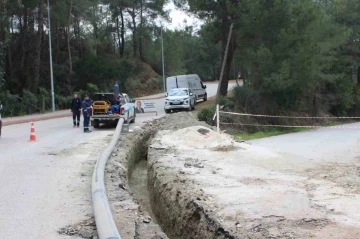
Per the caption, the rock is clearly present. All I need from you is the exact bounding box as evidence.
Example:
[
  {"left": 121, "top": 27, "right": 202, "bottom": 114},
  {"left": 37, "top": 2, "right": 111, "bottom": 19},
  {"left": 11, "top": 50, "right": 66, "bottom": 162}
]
[
  {"left": 143, "top": 217, "right": 151, "bottom": 223},
  {"left": 119, "top": 183, "right": 126, "bottom": 190},
  {"left": 184, "top": 163, "right": 192, "bottom": 168},
  {"left": 78, "top": 230, "right": 93, "bottom": 238},
  {"left": 194, "top": 163, "right": 204, "bottom": 168},
  {"left": 303, "top": 218, "right": 315, "bottom": 223},
  {"left": 197, "top": 128, "right": 210, "bottom": 135}
]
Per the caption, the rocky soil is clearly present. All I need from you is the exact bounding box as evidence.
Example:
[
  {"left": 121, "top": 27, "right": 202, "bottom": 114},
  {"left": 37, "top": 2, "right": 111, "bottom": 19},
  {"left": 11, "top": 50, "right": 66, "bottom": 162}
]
[
  {"left": 104, "top": 112, "right": 212, "bottom": 238},
  {"left": 104, "top": 111, "right": 360, "bottom": 239}
]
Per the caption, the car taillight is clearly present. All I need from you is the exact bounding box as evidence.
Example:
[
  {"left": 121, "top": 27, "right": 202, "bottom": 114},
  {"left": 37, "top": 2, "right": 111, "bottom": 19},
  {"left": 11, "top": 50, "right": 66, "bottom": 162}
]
[{"left": 120, "top": 106, "right": 125, "bottom": 115}]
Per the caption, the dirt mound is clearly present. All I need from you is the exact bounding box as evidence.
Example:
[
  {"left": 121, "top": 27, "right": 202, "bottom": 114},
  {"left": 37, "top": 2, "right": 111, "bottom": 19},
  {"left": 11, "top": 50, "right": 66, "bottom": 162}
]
[
  {"left": 147, "top": 112, "right": 215, "bottom": 131},
  {"left": 153, "top": 125, "right": 235, "bottom": 150}
]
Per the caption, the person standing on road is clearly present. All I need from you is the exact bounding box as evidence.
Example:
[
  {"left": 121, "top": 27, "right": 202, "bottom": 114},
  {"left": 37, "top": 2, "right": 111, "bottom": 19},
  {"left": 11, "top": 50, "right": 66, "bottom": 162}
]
[
  {"left": 71, "top": 93, "right": 82, "bottom": 127},
  {"left": 81, "top": 95, "right": 93, "bottom": 133}
]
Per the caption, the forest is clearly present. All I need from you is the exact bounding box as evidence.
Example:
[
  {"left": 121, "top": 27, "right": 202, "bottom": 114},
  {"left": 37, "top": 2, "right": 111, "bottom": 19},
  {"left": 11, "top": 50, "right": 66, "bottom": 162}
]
[{"left": 0, "top": 0, "right": 359, "bottom": 117}]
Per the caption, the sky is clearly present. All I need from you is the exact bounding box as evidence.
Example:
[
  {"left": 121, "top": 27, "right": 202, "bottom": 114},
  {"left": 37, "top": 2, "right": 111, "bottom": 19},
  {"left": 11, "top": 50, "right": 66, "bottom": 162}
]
[{"left": 163, "top": 2, "right": 203, "bottom": 31}]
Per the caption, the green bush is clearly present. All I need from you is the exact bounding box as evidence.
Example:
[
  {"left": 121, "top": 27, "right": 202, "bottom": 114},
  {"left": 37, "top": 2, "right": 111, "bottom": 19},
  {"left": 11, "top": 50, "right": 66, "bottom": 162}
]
[
  {"left": 198, "top": 106, "right": 216, "bottom": 125},
  {"left": 0, "top": 91, "right": 21, "bottom": 117}
]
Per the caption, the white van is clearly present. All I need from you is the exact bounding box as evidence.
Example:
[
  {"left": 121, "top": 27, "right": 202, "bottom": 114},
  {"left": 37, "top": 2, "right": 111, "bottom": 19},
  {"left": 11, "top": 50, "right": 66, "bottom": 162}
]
[{"left": 166, "top": 74, "right": 207, "bottom": 101}]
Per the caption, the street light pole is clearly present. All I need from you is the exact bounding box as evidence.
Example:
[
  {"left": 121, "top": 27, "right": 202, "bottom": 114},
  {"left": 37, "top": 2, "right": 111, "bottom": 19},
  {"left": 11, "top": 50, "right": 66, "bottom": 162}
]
[
  {"left": 161, "top": 26, "right": 165, "bottom": 92},
  {"left": 47, "top": 0, "right": 55, "bottom": 112}
]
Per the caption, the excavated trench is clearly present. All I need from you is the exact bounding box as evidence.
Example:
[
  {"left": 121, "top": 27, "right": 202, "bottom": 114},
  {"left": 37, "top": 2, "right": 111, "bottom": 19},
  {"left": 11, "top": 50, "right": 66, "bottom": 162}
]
[
  {"left": 128, "top": 159, "right": 158, "bottom": 224},
  {"left": 122, "top": 114, "right": 236, "bottom": 239}
]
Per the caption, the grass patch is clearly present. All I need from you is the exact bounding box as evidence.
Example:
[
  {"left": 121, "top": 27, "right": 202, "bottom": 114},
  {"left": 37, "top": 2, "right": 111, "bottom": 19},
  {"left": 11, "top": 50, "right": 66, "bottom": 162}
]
[
  {"left": 234, "top": 128, "right": 310, "bottom": 141},
  {"left": 234, "top": 120, "right": 355, "bottom": 141}
]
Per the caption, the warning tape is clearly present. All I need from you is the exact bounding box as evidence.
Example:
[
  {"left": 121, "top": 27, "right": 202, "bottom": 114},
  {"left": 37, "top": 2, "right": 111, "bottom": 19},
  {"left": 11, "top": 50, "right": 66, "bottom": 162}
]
[
  {"left": 219, "top": 122, "right": 360, "bottom": 129},
  {"left": 219, "top": 111, "right": 360, "bottom": 119}
]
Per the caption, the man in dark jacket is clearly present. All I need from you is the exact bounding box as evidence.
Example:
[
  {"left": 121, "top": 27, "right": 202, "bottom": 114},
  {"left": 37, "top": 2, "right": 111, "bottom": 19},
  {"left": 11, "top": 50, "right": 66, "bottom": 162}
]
[
  {"left": 82, "top": 95, "right": 93, "bottom": 133},
  {"left": 71, "top": 93, "right": 82, "bottom": 127}
]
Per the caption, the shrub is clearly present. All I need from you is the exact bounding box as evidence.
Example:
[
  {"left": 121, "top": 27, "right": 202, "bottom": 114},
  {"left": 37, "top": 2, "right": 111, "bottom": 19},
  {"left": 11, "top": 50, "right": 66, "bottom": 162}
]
[{"left": 198, "top": 106, "right": 216, "bottom": 125}]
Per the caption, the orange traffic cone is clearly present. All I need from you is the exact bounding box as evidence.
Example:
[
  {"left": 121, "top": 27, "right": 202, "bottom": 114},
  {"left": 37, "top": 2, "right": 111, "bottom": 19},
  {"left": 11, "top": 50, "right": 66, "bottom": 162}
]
[{"left": 29, "top": 122, "right": 37, "bottom": 142}]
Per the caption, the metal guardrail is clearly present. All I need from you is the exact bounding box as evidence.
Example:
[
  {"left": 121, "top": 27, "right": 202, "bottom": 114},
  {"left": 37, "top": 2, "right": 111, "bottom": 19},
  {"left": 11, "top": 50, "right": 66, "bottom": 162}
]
[{"left": 92, "top": 117, "right": 124, "bottom": 239}]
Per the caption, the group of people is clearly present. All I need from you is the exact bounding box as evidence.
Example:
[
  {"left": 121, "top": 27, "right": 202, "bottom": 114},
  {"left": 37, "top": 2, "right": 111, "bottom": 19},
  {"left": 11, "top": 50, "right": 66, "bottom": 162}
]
[
  {"left": 71, "top": 93, "right": 146, "bottom": 133},
  {"left": 71, "top": 94, "right": 93, "bottom": 133}
]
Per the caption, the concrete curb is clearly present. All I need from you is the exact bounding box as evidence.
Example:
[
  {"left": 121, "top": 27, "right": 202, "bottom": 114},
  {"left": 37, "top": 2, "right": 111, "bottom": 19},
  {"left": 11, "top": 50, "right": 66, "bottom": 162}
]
[
  {"left": 92, "top": 118, "right": 125, "bottom": 239},
  {"left": 135, "top": 95, "right": 164, "bottom": 100},
  {"left": 2, "top": 110, "right": 70, "bottom": 126}
]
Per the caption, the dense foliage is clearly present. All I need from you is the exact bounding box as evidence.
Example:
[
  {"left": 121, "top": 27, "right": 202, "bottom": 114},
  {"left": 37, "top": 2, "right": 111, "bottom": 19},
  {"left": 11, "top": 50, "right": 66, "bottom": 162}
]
[{"left": 0, "top": 0, "right": 359, "bottom": 117}]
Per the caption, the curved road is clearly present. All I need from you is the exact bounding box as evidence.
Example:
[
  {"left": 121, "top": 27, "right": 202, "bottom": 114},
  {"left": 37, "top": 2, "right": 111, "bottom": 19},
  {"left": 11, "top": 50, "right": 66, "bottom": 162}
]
[
  {"left": 0, "top": 82, "right": 233, "bottom": 238},
  {"left": 250, "top": 124, "right": 360, "bottom": 163}
]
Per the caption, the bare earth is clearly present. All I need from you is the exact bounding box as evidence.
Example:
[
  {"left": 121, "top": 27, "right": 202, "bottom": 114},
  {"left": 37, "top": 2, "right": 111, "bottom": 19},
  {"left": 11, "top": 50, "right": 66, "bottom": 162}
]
[{"left": 148, "top": 124, "right": 360, "bottom": 238}]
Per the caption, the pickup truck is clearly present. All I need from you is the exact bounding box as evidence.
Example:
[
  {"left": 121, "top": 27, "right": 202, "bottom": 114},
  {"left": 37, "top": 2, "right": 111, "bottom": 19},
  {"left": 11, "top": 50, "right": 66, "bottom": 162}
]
[{"left": 90, "top": 93, "right": 136, "bottom": 128}]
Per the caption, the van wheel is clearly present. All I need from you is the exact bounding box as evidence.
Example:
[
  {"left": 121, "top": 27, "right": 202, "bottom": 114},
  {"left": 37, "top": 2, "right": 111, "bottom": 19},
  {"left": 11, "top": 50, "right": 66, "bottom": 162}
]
[
  {"left": 165, "top": 109, "right": 171, "bottom": 114},
  {"left": 204, "top": 93, "right": 207, "bottom": 102}
]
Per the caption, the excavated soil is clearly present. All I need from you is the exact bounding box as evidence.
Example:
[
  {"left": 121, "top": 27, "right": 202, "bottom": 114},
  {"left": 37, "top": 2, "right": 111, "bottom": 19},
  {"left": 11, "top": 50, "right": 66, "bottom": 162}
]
[
  {"left": 147, "top": 126, "right": 360, "bottom": 239},
  {"left": 104, "top": 112, "right": 214, "bottom": 239},
  {"left": 104, "top": 112, "right": 360, "bottom": 239}
]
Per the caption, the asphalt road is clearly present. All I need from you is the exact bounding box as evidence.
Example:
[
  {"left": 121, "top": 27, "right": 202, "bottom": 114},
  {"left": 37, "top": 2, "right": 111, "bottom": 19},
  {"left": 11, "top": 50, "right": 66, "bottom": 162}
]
[
  {"left": 0, "top": 82, "right": 233, "bottom": 238},
  {"left": 250, "top": 123, "right": 360, "bottom": 163}
]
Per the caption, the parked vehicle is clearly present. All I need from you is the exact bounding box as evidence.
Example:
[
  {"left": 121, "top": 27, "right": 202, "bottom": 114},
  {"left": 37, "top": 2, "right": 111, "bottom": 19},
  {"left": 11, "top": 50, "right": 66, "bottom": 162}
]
[
  {"left": 166, "top": 74, "right": 207, "bottom": 102},
  {"left": 90, "top": 87, "right": 136, "bottom": 128},
  {"left": 164, "top": 88, "right": 196, "bottom": 113}
]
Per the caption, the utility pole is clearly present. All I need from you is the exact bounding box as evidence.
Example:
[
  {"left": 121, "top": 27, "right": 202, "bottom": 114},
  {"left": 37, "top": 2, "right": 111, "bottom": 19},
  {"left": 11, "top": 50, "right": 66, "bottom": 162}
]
[
  {"left": 216, "top": 23, "right": 234, "bottom": 101},
  {"left": 161, "top": 26, "right": 165, "bottom": 92},
  {"left": 47, "top": 0, "right": 55, "bottom": 112}
]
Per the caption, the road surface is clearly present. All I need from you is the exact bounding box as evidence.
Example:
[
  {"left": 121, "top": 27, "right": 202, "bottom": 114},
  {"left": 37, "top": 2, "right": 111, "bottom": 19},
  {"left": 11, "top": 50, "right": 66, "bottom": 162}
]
[
  {"left": 0, "top": 82, "right": 233, "bottom": 238},
  {"left": 250, "top": 124, "right": 360, "bottom": 163}
]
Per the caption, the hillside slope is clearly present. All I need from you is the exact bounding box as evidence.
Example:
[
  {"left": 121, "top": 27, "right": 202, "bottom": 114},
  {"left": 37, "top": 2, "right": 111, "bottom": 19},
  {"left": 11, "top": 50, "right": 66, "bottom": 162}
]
[{"left": 127, "top": 62, "right": 162, "bottom": 97}]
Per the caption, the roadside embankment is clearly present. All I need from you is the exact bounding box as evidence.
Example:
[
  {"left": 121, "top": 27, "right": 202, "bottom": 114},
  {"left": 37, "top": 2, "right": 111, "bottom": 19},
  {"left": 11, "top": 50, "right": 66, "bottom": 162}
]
[
  {"left": 105, "top": 111, "right": 360, "bottom": 238},
  {"left": 147, "top": 125, "right": 360, "bottom": 238},
  {"left": 104, "top": 112, "right": 214, "bottom": 238},
  {"left": 2, "top": 110, "right": 69, "bottom": 126}
]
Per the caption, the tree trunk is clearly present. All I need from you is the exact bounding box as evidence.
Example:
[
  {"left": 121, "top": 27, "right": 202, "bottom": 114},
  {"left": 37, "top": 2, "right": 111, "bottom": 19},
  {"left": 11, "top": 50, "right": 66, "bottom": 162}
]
[
  {"left": 120, "top": 7, "right": 125, "bottom": 57},
  {"left": 212, "top": 61, "right": 216, "bottom": 81},
  {"left": 116, "top": 15, "right": 122, "bottom": 56},
  {"left": 218, "top": 21, "right": 235, "bottom": 97},
  {"left": 67, "top": 0, "right": 73, "bottom": 75},
  {"left": 113, "top": 33, "right": 116, "bottom": 53},
  {"left": 0, "top": 0, "right": 6, "bottom": 42},
  {"left": 139, "top": 0, "right": 144, "bottom": 61},
  {"left": 19, "top": 8, "right": 29, "bottom": 93},
  {"left": 55, "top": 24, "right": 59, "bottom": 63},
  {"left": 131, "top": 7, "right": 137, "bottom": 57},
  {"left": 92, "top": 5, "right": 98, "bottom": 55},
  {"left": 74, "top": 12, "right": 82, "bottom": 58},
  {"left": 33, "top": 0, "right": 44, "bottom": 92}
]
